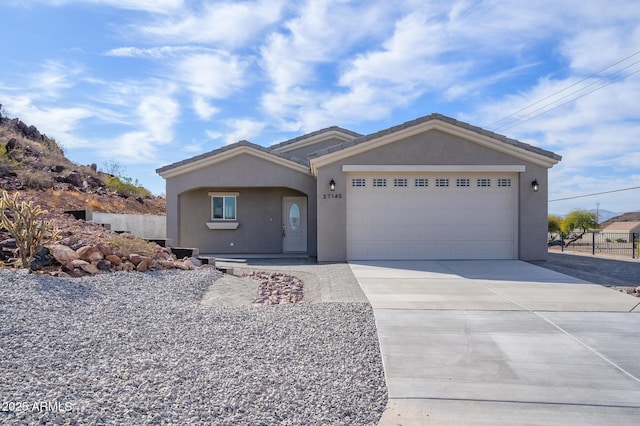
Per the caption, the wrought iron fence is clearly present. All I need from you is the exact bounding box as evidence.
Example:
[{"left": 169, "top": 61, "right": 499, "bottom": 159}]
[{"left": 549, "top": 232, "right": 639, "bottom": 259}]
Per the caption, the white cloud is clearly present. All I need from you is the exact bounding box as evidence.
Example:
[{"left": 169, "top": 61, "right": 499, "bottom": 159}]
[
  {"left": 207, "top": 118, "right": 265, "bottom": 145},
  {"left": 192, "top": 96, "right": 219, "bottom": 121},
  {"left": 1, "top": 95, "right": 92, "bottom": 148},
  {"left": 137, "top": 0, "right": 284, "bottom": 46},
  {"left": 136, "top": 91, "right": 180, "bottom": 143},
  {"left": 18, "top": 0, "right": 183, "bottom": 13},
  {"left": 176, "top": 53, "right": 249, "bottom": 99},
  {"left": 104, "top": 45, "right": 206, "bottom": 59},
  {"left": 100, "top": 131, "right": 159, "bottom": 164}
]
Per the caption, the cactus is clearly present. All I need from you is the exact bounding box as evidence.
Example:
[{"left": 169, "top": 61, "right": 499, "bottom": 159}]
[{"left": 0, "top": 191, "right": 60, "bottom": 268}]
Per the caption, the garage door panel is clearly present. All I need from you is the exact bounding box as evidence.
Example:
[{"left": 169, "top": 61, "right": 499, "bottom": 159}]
[{"left": 347, "top": 173, "right": 518, "bottom": 260}]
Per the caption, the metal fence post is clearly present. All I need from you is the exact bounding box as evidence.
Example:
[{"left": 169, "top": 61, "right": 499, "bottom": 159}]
[
  {"left": 634, "top": 233, "right": 637, "bottom": 259},
  {"left": 561, "top": 232, "right": 564, "bottom": 252},
  {"left": 592, "top": 231, "right": 595, "bottom": 255}
]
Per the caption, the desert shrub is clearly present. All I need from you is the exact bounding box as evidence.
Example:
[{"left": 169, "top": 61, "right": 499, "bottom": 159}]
[
  {"left": 22, "top": 169, "right": 55, "bottom": 190},
  {"left": 109, "top": 233, "right": 158, "bottom": 258},
  {"left": 0, "top": 191, "right": 60, "bottom": 267},
  {"left": 105, "top": 175, "right": 152, "bottom": 198}
]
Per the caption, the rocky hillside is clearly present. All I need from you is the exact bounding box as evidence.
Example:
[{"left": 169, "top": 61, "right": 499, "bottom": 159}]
[
  {"left": 601, "top": 211, "right": 640, "bottom": 228},
  {"left": 0, "top": 106, "right": 164, "bottom": 215},
  {"left": 0, "top": 108, "right": 186, "bottom": 277}
]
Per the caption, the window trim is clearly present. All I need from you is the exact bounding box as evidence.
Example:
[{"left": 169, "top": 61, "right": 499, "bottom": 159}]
[{"left": 208, "top": 192, "right": 239, "bottom": 221}]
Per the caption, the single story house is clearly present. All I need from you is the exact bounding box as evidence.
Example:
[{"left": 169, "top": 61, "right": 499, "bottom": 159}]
[
  {"left": 601, "top": 221, "right": 640, "bottom": 240},
  {"left": 156, "top": 113, "right": 561, "bottom": 261}
]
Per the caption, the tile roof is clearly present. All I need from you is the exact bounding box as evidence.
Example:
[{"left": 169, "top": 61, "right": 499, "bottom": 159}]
[
  {"left": 307, "top": 113, "right": 562, "bottom": 161},
  {"left": 155, "top": 140, "right": 307, "bottom": 174},
  {"left": 268, "top": 126, "right": 362, "bottom": 151},
  {"left": 156, "top": 113, "right": 561, "bottom": 175}
]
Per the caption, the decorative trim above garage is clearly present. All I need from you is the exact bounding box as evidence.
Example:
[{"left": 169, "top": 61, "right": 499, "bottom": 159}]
[{"left": 342, "top": 165, "right": 527, "bottom": 173}]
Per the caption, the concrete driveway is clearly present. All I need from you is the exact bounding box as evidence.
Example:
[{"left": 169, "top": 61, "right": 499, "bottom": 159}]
[{"left": 349, "top": 260, "right": 640, "bottom": 425}]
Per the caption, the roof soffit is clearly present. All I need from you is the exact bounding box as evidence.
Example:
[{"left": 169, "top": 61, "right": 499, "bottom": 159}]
[{"left": 309, "top": 119, "right": 561, "bottom": 175}]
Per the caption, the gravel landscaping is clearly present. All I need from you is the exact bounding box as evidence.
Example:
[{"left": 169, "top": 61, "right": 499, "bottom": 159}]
[{"left": 0, "top": 268, "right": 387, "bottom": 425}]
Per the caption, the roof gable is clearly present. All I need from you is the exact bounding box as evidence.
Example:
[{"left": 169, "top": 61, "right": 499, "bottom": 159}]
[
  {"left": 269, "top": 126, "right": 361, "bottom": 154},
  {"left": 308, "top": 113, "right": 562, "bottom": 175},
  {"left": 156, "top": 140, "right": 310, "bottom": 179}
]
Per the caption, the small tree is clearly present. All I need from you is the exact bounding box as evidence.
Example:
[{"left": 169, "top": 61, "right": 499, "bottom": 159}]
[
  {"left": 0, "top": 191, "right": 60, "bottom": 267},
  {"left": 548, "top": 214, "right": 563, "bottom": 241},
  {"left": 561, "top": 209, "right": 599, "bottom": 247}
]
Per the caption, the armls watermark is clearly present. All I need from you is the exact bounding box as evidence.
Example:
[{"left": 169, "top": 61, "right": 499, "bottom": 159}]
[{"left": 2, "top": 401, "right": 74, "bottom": 413}]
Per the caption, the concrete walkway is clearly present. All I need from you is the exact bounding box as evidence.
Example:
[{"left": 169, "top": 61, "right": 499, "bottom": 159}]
[{"left": 349, "top": 260, "right": 640, "bottom": 425}]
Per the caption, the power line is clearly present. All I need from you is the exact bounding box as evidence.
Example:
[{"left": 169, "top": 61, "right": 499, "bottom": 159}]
[
  {"left": 487, "top": 50, "right": 640, "bottom": 131},
  {"left": 487, "top": 50, "right": 640, "bottom": 128},
  {"left": 497, "top": 67, "right": 640, "bottom": 132},
  {"left": 549, "top": 186, "right": 640, "bottom": 202}
]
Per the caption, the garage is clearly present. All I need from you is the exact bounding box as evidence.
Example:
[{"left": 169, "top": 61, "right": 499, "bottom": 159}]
[{"left": 346, "top": 171, "right": 519, "bottom": 260}]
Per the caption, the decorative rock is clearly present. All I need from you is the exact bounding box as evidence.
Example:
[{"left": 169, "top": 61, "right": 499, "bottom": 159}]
[
  {"left": 136, "top": 259, "right": 151, "bottom": 272},
  {"left": 71, "top": 259, "right": 89, "bottom": 268},
  {"left": 97, "top": 244, "right": 113, "bottom": 257},
  {"left": 47, "top": 244, "right": 79, "bottom": 262},
  {"left": 106, "top": 255, "right": 122, "bottom": 266},
  {"left": 80, "top": 263, "right": 100, "bottom": 274},
  {"left": 76, "top": 245, "right": 103, "bottom": 262},
  {"left": 129, "top": 253, "right": 143, "bottom": 266},
  {"left": 96, "top": 259, "right": 112, "bottom": 272}
]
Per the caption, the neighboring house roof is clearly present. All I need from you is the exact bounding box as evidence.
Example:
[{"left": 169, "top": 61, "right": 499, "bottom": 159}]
[
  {"left": 602, "top": 221, "right": 640, "bottom": 233},
  {"left": 156, "top": 112, "right": 561, "bottom": 179}
]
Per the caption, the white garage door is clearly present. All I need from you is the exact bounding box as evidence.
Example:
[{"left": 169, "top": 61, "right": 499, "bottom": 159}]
[{"left": 347, "top": 173, "right": 518, "bottom": 260}]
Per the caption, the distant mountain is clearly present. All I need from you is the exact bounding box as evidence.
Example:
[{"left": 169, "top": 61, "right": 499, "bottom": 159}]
[
  {"left": 588, "top": 208, "right": 621, "bottom": 223},
  {"left": 601, "top": 211, "right": 640, "bottom": 228}
]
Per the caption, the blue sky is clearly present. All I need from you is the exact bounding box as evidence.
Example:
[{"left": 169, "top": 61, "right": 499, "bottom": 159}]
[{"left": 1, "top": 0, "right": 639, "bottom": 215}]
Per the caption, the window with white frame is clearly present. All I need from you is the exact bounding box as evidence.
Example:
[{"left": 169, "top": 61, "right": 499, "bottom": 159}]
[
  {"left": 498, "top": 178, "right": 512, "bottom": 187},
  {"left": 477, "top": 178, "right": 491, "bottom": 187},
  {"left": 414, "top": 178, "right": 428, "bottom": 187},
  {"left": 210, "top": 194, "right": 237, "bottom": 220},
  {"left": 351, "top": 178, "right": 366, "bottom": 187},
  {"left": 436, "top": 178, "right": 449, "bottom": 187},
  {"left": 456, "top": 178, "right": 470, "bottom": 187},
  {"left": 373, "top": 178, "right": 387, "bottom": 187}
]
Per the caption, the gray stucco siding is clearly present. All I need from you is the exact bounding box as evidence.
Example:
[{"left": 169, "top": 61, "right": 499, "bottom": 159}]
[
  {"left": 315, "top": 129, "right": 549, "bottom": 261},
  {"left": 179, "top": 187, "right": 308, "bottom": 254},
  {"left": 164, "top": 153, "right": 317, "bottom": 255}
]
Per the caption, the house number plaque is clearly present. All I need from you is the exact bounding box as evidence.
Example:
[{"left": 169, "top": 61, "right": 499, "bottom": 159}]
[{"left": 322, "top": 193, "right": 343, "bottom": 199}]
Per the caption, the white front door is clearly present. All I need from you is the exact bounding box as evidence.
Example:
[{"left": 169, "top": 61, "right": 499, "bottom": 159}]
[{"left": 282, "top": 196, "right": 307, "bottom": 252}]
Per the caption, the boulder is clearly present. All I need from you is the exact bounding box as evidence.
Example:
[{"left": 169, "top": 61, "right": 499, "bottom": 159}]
[
  {"left": 136, "top": 259, "right": 151, "bottom": 272},
  {"left": 71, "top": 259, "right": 89, "bottom": 268},
  {"left": 129, "top": 253, "right": 143, "bottom": 266},
  {"left": 76, "top": 245, "right": 103, "bottom": 262},
  {"left": 96, "top": 259, "right": 112, "bottom": 272},
  {"left": 47, "top": 244, "right": 79, "bottom": 262},
  {"left": 105, "top": 254, "right": 122, "bottom": 266},
  {"left": 80, "top": 263, "right": 100, "bottom": 274}
]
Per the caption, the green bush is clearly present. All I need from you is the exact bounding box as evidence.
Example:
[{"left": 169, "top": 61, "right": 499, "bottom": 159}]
[{"left": 105, "top": 175, "right": 152, "bottom": 198}]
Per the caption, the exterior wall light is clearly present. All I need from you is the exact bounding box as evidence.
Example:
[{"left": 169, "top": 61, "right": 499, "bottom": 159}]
[
  {"left": 329, "top": 178, "right": 336, "bottom": 191},
  {"left": 531, "top": 179, "right": 539, "bottom": 192}
]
